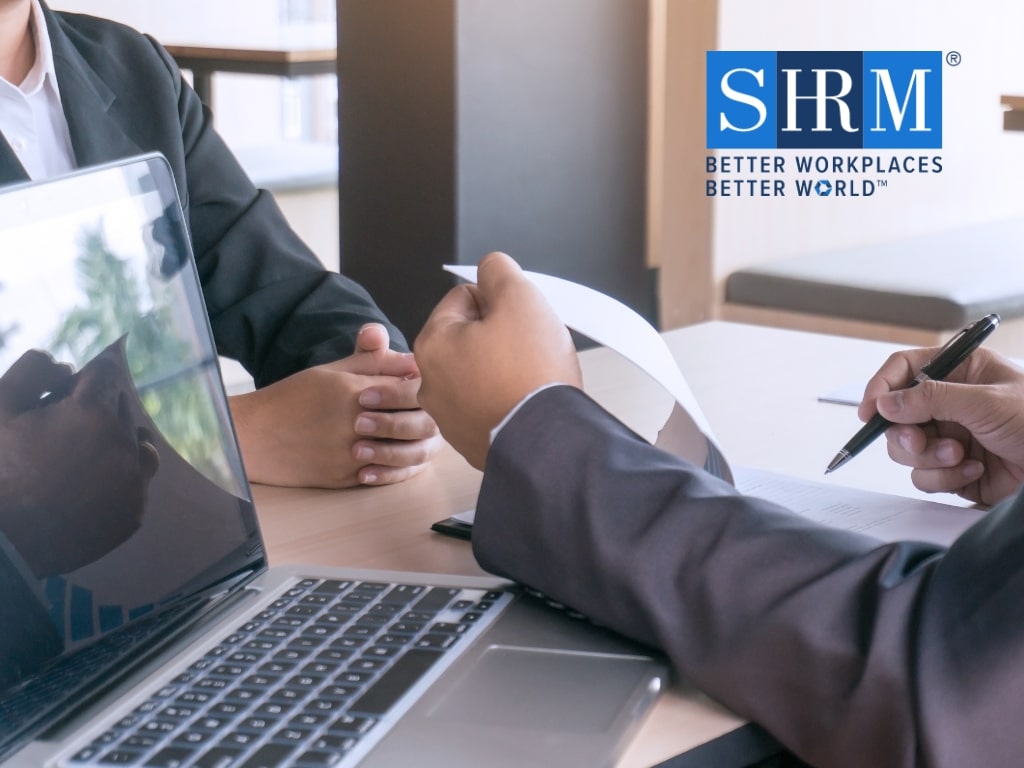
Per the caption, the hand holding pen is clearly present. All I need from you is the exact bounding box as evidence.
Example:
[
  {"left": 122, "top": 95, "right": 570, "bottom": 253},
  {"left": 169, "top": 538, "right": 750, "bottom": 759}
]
[{"left": 826, "top": 314, "right": 1001, "bottom": 476}]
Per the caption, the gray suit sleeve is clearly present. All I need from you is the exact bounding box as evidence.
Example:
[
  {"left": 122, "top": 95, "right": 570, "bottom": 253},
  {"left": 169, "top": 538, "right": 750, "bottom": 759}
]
[{"left": 471, "top": 385, "right": 1024, "bottom": 768}]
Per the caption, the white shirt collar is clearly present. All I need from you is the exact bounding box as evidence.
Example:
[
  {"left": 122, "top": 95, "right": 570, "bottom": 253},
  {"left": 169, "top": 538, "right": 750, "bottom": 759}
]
[{"left": 18, "top": 0, "right": 59, "bottom": 98}]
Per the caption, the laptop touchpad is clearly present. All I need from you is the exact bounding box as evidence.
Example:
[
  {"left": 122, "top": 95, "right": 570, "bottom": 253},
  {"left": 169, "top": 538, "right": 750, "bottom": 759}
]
[{"left": 427, "top": 645, "right": 653, "bottom": 732}]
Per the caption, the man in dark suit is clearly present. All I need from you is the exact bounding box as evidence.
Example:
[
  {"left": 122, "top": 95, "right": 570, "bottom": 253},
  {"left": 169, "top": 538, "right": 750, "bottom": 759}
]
[
  {"left": 415, "top": 251, "right": 1024, "bottom": 768},
  {"left": 0, "top": 0, "right": 440, "bottom": 489}
]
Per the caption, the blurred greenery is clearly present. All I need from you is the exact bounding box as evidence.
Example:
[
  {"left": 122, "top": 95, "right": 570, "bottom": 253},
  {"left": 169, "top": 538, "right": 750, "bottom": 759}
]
[{"left": 51, "top": 224, "right": 233, "bottom": 490}]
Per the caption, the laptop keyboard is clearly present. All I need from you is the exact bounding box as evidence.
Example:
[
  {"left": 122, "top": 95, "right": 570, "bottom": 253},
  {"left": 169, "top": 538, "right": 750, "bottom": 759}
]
[
  {"left": 1, "top": 602, "right": 203, "bottom": 764},
  {"left": 64, "top": 578, "right": 511, "bottom": 768}
]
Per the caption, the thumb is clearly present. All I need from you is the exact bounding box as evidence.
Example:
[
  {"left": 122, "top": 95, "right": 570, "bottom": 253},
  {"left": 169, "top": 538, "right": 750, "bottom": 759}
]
[
  {"left": 414, "top": 282, "right": 483, "bottom": 359},
  {"left": 876, "top": 379, "right": 982, "bottom": 428},
  {"left": 355, "top": 323, "right": 390, "bottom": 354},
  {"left": 475, "top": 251, "right": 527, "bottom": 309},
  {"left": 475, "top": 251, "right": 562, "bottom": 332}
]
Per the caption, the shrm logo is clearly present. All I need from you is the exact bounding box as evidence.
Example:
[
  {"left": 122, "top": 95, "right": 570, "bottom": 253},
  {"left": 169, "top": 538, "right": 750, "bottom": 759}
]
[{"left": 706, "top": 51, "right": 942, "bottom": 149}]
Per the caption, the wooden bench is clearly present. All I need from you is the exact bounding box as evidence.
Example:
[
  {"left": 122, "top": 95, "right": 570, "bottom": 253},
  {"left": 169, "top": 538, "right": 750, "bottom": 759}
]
[{"left": 721, "top": 218, "right": 1024, "bottom": 355}]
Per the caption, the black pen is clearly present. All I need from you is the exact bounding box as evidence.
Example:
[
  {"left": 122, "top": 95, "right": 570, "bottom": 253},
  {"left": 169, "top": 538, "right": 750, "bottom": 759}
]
[{"left": 825, "top": 313, "right": 1001, "bottom": 474}]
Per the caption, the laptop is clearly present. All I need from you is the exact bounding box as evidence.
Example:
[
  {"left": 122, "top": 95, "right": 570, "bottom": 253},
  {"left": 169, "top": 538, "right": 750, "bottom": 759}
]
[{"left": 0, "top": 154, "right": 666, "bottom": 768}]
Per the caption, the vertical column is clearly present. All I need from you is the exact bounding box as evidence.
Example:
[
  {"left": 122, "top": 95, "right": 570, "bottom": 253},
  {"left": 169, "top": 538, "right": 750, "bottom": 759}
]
[
  {"left": 650, "top": 0, "right": 718, "bottom": 329},
  {"left": 338, "top": 0, "right": 654, "bottom": 340}
]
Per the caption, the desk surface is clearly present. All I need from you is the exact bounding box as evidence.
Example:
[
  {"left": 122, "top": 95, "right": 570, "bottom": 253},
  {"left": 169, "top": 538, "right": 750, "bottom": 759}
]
[
  {"left": 164, "top": 44, "right": 336, "bottom": 83},
  {"left": 165, "top": 45, "right": 336, "bottom": 67},
  {"left": 163, "top": 42, "right": 336, "bottom": 106},
  {"left": 251, "top": 321, "right": 950, "bottom": 767}
]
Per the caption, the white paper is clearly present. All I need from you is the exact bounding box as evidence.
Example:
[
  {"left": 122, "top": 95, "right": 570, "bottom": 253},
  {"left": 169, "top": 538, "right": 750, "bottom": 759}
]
[
  {"left": 444, "top": 264, "right": 718, "bottom": 443},
  {"left": 818, "top": 382, "right": 863, "bottom": 407},
  {"left": 733, "top": 466, "right": 984, "bottom": 546},
  {"left": 442, "top": 264, "right": 984, "bottom": 548}
]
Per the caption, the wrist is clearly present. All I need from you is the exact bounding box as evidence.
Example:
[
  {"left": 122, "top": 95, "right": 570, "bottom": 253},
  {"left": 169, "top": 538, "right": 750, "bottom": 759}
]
[
  {"left": 228, "top": 391, "right": 269, "bottom": 480},
  {"left": 491, "top": 382, "right": 573, "bottom": 443}
]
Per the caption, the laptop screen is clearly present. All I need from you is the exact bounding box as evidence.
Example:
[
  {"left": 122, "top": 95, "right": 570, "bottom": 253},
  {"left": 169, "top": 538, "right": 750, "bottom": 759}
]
[{"left": 0, "top": 155, "right": 263, "bottom": 724}]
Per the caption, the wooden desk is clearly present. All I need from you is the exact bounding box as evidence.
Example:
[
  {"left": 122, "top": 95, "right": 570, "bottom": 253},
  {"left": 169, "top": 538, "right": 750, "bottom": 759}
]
[
  {"left": 252, "top": 321, "right": 947, "bottom": 767},
  {"left": 165, "top": 44, "right": 336, "bottom": 107}
]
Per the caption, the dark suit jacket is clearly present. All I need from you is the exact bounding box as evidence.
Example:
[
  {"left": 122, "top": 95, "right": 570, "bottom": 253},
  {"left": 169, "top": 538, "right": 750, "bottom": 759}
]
[
  {"left": 0, "top": 4, "right": 404, "bottom": 387},
  {"left": 472, "top": 385, "right": 1024, "bottom": 768}
]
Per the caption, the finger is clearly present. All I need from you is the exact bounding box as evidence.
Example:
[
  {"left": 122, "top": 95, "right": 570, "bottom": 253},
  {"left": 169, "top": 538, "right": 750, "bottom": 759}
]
[
  {"left": 359, "top": 376, "right": 423, "bottom": 410},
  {"left": 475, "top": 252, "right": 569, "bottom": 342},
  {"left": 414, "top": 255, "right": 521, "bottom": 351},
  {"left": 885, "top": 426, "right": 965, "bottom": 469},
  {"left": 875, "top": 378, "right": 987, "bottom": 428},
  {"left": 425, "top": 283, "right": 483, "bottom": 329},
  {"left": 353, "top": 434, "right": 443, "bottom": 471},
  {"left": 324, "top": 349, "right": 419, "bottom": 379},
  {"left": 355, "top": 323, "right": 390, "bottom": 354},
  {"left": 370, "top": 349, "right": 421, "bottom": 379},
  {"left": 909, "top": 461, "right": 985, "bottom": 495},
  {"left": 858, "top": 348, "right": 934, "bottom": 422},
  {"left": 475, "top": 251, "right": 553, "bottom": 325},
  {"left": 359, "top": 460, "right": 432, "bottom": 486},
  {"left": 0, "top": 349, "right": 74, "bottom": 415},
  {"left": 354, "top": 409, "right": 441, "bottom": 441},
  {"left": 413, "top": 283, "right": 483, "bottom": 368},
  {"left": 475, "top": 251, "right": 525, "bottom": 302},
  {"left": 884, "top": 424, "right": 929, "bottom": 459}
]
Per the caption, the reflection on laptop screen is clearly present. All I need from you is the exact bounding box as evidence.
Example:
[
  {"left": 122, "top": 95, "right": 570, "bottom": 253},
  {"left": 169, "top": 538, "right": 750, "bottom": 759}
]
[{"left": 0, "top": 155, "right": 262, "bottom": 746}]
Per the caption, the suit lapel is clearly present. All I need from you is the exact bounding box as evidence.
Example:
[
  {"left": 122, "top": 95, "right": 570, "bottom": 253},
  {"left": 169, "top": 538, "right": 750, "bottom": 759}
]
[
  {"left": 0, "top": 135, "right": 29, "bottom": 185},
  {"left": 44, "top": 7, "right": 143, "bottom": 169}
]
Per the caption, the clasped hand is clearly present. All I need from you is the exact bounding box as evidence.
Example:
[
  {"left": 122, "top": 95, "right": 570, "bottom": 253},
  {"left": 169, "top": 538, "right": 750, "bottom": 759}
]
[{"left": 230, "top": 324, "right": 442, "bottom": 488}]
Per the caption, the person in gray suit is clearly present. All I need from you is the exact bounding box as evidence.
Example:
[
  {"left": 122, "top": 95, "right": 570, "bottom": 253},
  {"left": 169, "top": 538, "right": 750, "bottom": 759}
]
[
  {"left": 0, "top": 0, "right": 440, "bottom": 489},
  {"left": 415, "top": 251, "right": 1024, "bottom": 768}
]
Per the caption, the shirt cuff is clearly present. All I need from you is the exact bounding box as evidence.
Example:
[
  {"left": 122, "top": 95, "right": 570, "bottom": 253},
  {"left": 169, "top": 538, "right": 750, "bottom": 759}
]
[{"left": 489, "top": 383, "right": 565, "bottom": 444}]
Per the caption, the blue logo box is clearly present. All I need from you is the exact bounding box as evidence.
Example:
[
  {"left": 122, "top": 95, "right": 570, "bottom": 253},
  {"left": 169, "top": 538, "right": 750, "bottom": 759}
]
[{"left": 706, "top": 51, "right": 943, "bottom": 149}]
